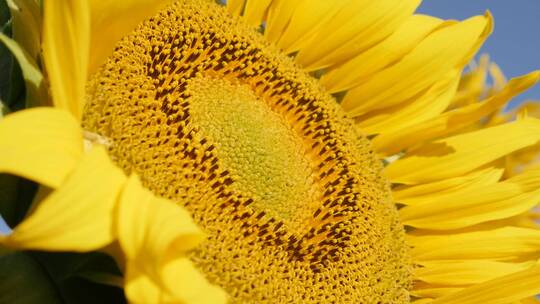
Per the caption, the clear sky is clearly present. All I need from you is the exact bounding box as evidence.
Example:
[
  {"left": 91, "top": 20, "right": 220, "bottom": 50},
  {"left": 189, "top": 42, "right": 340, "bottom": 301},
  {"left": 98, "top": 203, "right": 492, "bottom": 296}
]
[{"left": 417, "top": 0, "right": 540, "bottom": 108}]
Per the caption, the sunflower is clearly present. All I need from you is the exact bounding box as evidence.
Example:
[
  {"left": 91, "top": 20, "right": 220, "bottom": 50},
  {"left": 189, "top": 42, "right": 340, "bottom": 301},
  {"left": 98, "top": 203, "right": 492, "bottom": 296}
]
[{"left": 1, "top": 0, "right": 540, "bottom": 303}]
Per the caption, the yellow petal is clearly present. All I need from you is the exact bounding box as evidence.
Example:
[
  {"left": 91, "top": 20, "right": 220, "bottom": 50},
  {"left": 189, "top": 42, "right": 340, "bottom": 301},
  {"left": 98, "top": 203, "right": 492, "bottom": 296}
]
[
  {"left": 373, "top": 71, "right": 540, "bottom": 156},
  {"left": 341, "top": 14, "right": 491, "bottom": 117},
  {"left": 1, "top": 146, "right": 124, "bottom": 251},
  {"left": 88, "top": 0, "right": 173, "bottom": 75},
  {"left": 357, "top": 71, "right": 459, "bottom": 135},
  {"left": 413, "top": 299, "right": 438, "bottom": 304},
  {"left": 264, "top": 0, "right": 302, "bottom": 44},
  {"left": 117, "top": 175, "right": 203, "bottom": 263},
  {"left": 124, "top": 268, "right": 160, "bottom": 304},
  {"left": 296, "top": 0, "right": 421, "bottom": 71},
  {"left": 0, "top": 108, "right": 83, "bottom": 188},
  {"left": 409, "top": 212, "right": 540, "bottom": 236},
  {"left": 43, "top": 0, "right": 90, "bottom": 120},
  {"left": 276, "top": 0, "right": 345, "bottom": 53},
  {"left": 385, "top": 117, "right": 540, "bottom": 185},
  {"left": 320, "top": 14, "right": 444, "bottom": 93},
  {"left": 400, "top": 168, "right": 540, "bottom": 229},
  {"left": 227, "top": 0, "right": 246, "bottom": 16},
  {"left": 416, "top": 260, "right": 531, "bottom": 286},
  {"left": 393, "top": 166, "right": 504, "bottom": 205},
  {"left": 412, "top": 287, "right": 464, "bottom": 299},
  {"left": 432, "top": 264, "right": 540, "bottom": 304},
  {"left": 126, "top": 258, "right": 227, "bottom": 304},
  {"left": 521, "top": 297, "right": 540, "bottom": 304},
  {"left": 0, "top": 33, "right": 46, "bottom": 107},
  {"left": 116, "top": 175, "right": 203, "bottom": 292},
  {"left": 409, "top": 227, "right": 540, "bottom": 261},
  {"left": 118, "top": 175, "right": 225, "bottom": 303},
  {"left": 401, "top": 189, "right": 540, "bottom": 230},
  {"left": 5, "top": 0, "right": 42, "bottom": 61},
  {"left": 243, "top": 0, "right": 272, "bottom": 27},
  {"left": 489, "top": 62, "right": 508, "bottom": 92},
  {"left": 451, "top": 54, "right": 490, "bottom": 108},
  {"left": 454, "top": 11, "right": 494, "bottom": 69}
]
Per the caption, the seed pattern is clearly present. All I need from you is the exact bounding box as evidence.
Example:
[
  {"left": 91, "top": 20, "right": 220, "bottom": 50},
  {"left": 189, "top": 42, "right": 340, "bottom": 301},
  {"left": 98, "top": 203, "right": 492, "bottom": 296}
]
[{"left": 83, "top": 0, "right": 411, "bottom": 302}]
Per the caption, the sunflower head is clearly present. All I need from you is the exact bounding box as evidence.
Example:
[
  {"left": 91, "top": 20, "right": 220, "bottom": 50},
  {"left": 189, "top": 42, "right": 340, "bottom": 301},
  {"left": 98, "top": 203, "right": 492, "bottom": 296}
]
[{"left": 83, "top": 0, "right": 411, "bottom": 302}]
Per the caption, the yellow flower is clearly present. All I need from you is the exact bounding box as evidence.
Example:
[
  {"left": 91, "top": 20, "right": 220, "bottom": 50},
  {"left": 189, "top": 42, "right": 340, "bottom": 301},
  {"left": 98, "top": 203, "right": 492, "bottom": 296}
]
[{"left": 1, "top": 0, "right": 540, "bottom": 303}]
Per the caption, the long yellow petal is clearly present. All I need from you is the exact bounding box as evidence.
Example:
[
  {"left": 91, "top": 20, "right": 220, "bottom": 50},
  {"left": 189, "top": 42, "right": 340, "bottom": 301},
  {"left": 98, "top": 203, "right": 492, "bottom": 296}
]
[
  {"left": 1, "top": 146, "right": 124, "bottom": 251},
  {"left": 521, "top": 297, "right": 540, "bottom": 304},
  {"left": 118, "top": 175, "right": 225, "bottom": 303},
  {"left": 432, "top": 264, "right": 540, "bottom": 304},
  {"left": 321, "top": 14, "right": 444, "bottom": 93},
  {"left": 243, "top": 0, "right": 272, "bottom": 27},
  {"left": 385, "top": 117, "right": 540, "bottom": 184},
  {"left": 373, "top": 71, "right": 540, "bottom": 156},
  {"left": 409, "top": 227, "right": 540, "bottom": 261},
  {"left": 341, "top": 14, "right": 490, "bottom": 117},
  {"left": 276, "top": 0, "right": 345, "bottom": 53},
  {"left": 264, "top": 0, "right": 302, "bottom": 44},
  {"left": 451, "top": 54, "right": 490, "bottom": 108},
  {"left": 455, "top": 11, "right": 494, "bottom": 69},
  {"left": 393, "top": 166, "right": 504, "bottom": 204},
  {"left": 412, "top": 299, "right": 436, "bottom": 304},
  {"left": 402, "top": 188, "right": 540, "bottom": 229},
  {"left": 296, "top": 0, "right": 421, "bottom": 71},
  {"left": 43, "top": 0, "right": 90, "bottom": 120},
  {"left": 357, "top": 71, "right": 459, "bottom": 135},
  {"left": 400, "top": 168, "right": 540, "bottom": 229},
  {"left": 412, "top": 287, "right": 464, "bottom": 299},
  {"left": 0, "top": 108, "right": 83, "bottom": 188},
  {"left": 88, "top": 0, "right": 172, "bottom": 75},
  {"left": 227, "top": 0, "right": 246, "bottom": 16},
  {"left": 416, "top": 260, "right": 531, "bottom": 286},
  {"left": 489, "top": 62, "right": 508, "bottom": 92}
]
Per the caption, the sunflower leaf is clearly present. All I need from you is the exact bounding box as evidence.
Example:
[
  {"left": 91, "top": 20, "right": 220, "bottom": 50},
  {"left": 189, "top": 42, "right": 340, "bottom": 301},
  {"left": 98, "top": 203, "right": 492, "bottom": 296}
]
[
  {"left": 0, "top": 32, "right": 45, "bottom": 108},
  {"left": 0, "top": 0, "right": 10, "bottom": 27},
  {"left": 0, "top": 251, "right": 127, "bottom": 304},
  {"left": 0, "top": 174, "right": 36, "bottom": 228},
  {"left": 31, "top": 251, "right": 127, "bottom": 304},
  {"left": 0, "top": 1, "right": 16, "bottom": 107},
  {"left": 0, "top": 252, "right": 63, "bottom": 304}
]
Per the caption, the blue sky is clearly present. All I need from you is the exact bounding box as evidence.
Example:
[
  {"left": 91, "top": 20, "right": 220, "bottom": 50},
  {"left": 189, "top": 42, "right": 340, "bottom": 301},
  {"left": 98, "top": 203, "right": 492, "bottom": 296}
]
[{"left": 417, "top": 0, "right": 540, "bottom": 108}]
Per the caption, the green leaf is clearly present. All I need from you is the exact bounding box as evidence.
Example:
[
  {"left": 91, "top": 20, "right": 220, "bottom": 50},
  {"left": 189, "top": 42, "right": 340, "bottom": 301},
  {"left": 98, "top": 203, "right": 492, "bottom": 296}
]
[
  {"left": 0, "top": 251, "right": 127, "bottom": 304},
  {"left": 0, "top": 2, "right": 14, "bottom": 107},
  {"left": 0, "top": 252, "right": 63, "bottom": 304},
  {"left": 31, "top": 251, "right": 127, "bottom": 304},
  {"left": 0, "top": 32, "right": 45, "bottom": 107},
  {"left": 0, "top": 1, "right": 10, "bottom": 27},
  {"left": 6, "top": 0, "right": 42, "bottom": 61},
  {"left": 6, "top": 58, "right": 25, "bottom": 110},
  {"left": 0, "top": 174, "right": 37, "bottom": 228}
]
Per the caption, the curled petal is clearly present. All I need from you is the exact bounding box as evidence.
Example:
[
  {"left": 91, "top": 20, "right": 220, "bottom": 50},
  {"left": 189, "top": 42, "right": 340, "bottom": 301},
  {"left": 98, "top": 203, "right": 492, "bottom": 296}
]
[
  {"left": 0, "top": 108, "right": 83, "bottom": 188},
  {"left": 1, "top": 146, "right": 124, "bottom": 252},
  {"left": 117, "top": 175, "right": 226, "bottom": 303}
]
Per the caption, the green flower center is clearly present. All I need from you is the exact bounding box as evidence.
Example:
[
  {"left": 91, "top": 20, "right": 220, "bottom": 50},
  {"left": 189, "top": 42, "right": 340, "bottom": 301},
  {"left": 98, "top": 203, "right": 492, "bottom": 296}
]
[{"left": 189, "top": 76, "right": 319, "bottom": 221}]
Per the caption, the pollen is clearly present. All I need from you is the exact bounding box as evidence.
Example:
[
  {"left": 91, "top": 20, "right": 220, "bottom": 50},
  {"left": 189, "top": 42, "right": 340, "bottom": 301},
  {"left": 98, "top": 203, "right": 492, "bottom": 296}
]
[{"left": 82, "top": 0, "right": 412, "bottom": 302}]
